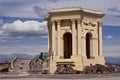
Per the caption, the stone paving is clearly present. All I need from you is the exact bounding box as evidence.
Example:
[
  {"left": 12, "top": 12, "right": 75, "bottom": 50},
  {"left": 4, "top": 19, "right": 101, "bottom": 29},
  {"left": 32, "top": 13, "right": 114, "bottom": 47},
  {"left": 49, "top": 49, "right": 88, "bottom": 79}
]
[{"left": 0, "top": 73, "right": 120, "bottom": 80}]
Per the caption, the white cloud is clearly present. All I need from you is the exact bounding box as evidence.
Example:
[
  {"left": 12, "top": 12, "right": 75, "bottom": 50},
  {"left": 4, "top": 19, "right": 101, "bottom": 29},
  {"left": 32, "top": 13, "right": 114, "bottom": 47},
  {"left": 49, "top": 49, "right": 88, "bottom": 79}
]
[
  {"left": 106, "top": 35, "right": 113, "bottom": 40},
  {"left": 0, "top": 20, "right": 47, "bottom": 38},
  {"left": 0, "top": 39, "right": 7, "bottom": 43},
  {"left": 0, "top": 44, "right": 47, "bottom": 55},
  {"left": 0, "top": 19, "right": 4, "bottom": 27},
  {"left": 103, "top": 45, "right": 120, "bottom": 57},
  {"left": 0, "top": 39, "right": 19, "bottom": 43},
  {"left": 0, "top": 0, "right": 120, "bottom": 26}
]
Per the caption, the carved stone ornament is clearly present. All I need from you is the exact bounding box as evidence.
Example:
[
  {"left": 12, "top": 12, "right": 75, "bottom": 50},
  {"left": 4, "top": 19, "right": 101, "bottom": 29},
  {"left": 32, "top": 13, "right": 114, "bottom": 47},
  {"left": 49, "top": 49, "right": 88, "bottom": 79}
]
[
  {"left": 56, "top": 20, "right": 61, "bottom": 25},
  {"left": 71, "top": 19, "right": 76, "bottom": 24},
  {"left": 83, "top": 19, "right": 96, "bottom": 27}
]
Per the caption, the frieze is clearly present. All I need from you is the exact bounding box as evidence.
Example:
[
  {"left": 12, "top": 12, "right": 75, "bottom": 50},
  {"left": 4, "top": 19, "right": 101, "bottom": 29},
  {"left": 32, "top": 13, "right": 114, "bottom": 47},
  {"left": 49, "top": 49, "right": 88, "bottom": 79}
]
[{"left": 83, "top": 19, "right": 96, "bottom": 27}]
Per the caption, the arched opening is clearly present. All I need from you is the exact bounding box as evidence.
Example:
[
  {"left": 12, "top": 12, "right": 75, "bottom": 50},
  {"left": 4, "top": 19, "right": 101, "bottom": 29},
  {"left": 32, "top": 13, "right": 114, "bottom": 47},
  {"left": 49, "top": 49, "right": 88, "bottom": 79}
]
[
  {"left": 63, "top": 32, "right": 72, "bottom": 59},
  {"left": 86, "top": 33, "right": 92, "bottom": 59}
]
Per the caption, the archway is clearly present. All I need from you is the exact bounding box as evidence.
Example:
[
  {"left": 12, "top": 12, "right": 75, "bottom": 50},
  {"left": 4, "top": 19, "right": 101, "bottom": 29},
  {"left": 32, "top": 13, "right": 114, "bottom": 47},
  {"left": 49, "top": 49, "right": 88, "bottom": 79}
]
[
  {"left": 86, "top": 33, "right": 92, "bottom": 59},
  {"left": 63, "top": 32, "right": 72, "bottom": 59}
]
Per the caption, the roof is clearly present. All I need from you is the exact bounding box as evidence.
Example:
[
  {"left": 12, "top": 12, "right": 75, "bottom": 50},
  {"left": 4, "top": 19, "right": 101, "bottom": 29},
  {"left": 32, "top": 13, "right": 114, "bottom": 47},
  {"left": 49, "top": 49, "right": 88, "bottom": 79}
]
[{"left": 50, "top": 7, "right": 104, "bottom": 15}]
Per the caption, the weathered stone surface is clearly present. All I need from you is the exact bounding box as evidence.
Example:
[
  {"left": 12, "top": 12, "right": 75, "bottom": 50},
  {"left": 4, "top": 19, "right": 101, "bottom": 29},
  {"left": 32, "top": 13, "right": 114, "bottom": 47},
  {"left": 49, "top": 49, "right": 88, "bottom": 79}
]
[
  {"left": 55, "top": 64, "right": 76, "bottom": 74},
  {"left": 83, "top": 64, "right": 115, "bottom": 74}
]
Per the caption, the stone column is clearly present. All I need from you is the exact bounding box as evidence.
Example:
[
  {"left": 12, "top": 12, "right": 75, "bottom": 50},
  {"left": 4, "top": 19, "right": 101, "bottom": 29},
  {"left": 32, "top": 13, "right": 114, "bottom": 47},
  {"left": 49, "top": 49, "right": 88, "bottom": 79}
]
[
  {"left": 51, "top": 21, "right": 56, "bottom": 56},
  {"left": 90, "top": 38, "right": 94, "bottom": 58},
  {"left": 82, "top": 36, "right": 86, "bottom": 57},
  {"left": 56, "top": 20, "right": 61, "bottom": 56},
  {"left": 93, "top": 38, "right": 98, "bottom": 57},
  {"left": 71, "top": 19, "right": 77, "bottom": 55},
  {"left": 77, "top": 19, "right": 82, "bottom": 55},
  {"left": 98, "top": 21, "right": 103, "bottom": 56},
  {"left": 47, "top": 23, "right": 50, "bottom": 57}
]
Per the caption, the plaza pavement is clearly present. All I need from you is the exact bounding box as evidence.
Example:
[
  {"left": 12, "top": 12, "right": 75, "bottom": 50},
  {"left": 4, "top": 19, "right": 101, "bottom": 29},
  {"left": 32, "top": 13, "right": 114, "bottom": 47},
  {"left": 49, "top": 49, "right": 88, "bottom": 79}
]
[{"left": 0, "top": 73, "right": 120, "bottom": 80}]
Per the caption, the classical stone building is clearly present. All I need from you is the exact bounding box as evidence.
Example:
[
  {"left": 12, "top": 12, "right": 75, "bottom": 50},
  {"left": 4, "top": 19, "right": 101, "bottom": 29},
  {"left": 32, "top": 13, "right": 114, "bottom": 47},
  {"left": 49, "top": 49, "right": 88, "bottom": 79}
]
[{"left": 47, "top": 7, "right": 105, "bottom": 73}]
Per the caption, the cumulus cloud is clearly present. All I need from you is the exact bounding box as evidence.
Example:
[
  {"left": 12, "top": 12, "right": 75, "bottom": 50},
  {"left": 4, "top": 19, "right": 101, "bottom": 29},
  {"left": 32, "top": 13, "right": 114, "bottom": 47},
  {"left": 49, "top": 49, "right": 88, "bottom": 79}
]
[
  {"left": 106, "top": 35, "right": 113, "bottom": 40},
  {"left": 0, "top": 19, "right": 4, "bottom": 27},
  {"left": 0, "top": 20, "right": 47, "bottom": 38}
]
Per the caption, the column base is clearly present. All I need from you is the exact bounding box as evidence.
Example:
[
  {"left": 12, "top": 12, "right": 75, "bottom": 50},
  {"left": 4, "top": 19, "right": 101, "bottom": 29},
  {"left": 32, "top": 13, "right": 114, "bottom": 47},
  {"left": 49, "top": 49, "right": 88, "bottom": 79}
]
[
  {"left": 71, "top": 54, "right": 84, "bottom": 71},
  {"left": 50, "top": 56, "right": 60, "bottom": 74},
  {"left": 96, "top": 55, "right": 105, "bottom": 65}
]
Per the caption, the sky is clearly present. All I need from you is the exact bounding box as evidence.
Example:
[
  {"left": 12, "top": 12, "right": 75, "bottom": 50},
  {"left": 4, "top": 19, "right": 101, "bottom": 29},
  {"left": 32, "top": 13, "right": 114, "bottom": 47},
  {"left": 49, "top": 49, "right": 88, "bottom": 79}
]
[{"left": 0, "top": 0, "right": 120, "bottom": 57}]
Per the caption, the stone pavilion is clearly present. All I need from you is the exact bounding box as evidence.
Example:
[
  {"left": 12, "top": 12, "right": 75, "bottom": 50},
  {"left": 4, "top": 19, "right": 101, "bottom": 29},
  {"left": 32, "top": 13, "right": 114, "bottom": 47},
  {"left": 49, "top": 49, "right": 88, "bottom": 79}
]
[{"left": 46, "top": 7, "right": 105, "bottom": 73}]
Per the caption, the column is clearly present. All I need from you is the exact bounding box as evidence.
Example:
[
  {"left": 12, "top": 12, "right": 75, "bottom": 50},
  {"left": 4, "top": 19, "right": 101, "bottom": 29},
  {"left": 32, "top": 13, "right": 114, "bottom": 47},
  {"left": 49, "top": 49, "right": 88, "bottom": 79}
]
[
  {"left": 98, "top": 21, "right": 103, "bottom": 56},
  {"left": 82, "top": 36, "right": 86, "bottom": 57},
  {"left": 71, "top": 19, "right": 77, "bottom": 55},
  {"left": 92, "top": 38, "right": 98, "bottom": 57},
  {"left": 90, "top": 38, "right": 94, "bottom": 58},
  {"left": 56, "top": 20, "right": 61, "bottom": 56},
  {"left": 77, "top": 19, "right": 82, "bottom": 55},
  {"left": 47, "top": 23, "right": 50, "bottom": 57},
  {"left": 51, "top": 21, "right": 56, "bottom": 56}
]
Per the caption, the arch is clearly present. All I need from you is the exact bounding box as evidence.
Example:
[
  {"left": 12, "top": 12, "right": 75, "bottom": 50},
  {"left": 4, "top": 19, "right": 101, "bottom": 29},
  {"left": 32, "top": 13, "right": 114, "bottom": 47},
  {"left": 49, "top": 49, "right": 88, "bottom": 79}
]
[
  {"left": 63, "top": 32, "right": 72, "bottom": 59},
  {"left": 86, "top": 32, "right": 92, "bottom": 59}
]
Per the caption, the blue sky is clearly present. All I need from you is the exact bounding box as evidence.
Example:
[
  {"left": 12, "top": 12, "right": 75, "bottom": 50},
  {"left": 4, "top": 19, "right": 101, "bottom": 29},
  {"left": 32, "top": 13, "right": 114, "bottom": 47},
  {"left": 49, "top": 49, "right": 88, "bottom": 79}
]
[{"left": 0, "top": 0, "right": 120, "bottom": 57}]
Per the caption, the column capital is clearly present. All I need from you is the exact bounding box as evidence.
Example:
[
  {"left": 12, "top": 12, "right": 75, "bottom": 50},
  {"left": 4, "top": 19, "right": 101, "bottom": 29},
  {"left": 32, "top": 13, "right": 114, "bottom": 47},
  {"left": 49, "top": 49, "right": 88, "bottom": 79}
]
[
  {"left": 98, "top": 21, "right": 102, "bottom": 27},
  {"left": 76, "top": 18, "right": 82, "bottom": 24},
  {"left": 51, "top": 20, "right": 56, "bottom": 25},
  {"left": 71, "top": 18, "right": 76, "bottom": 24},
  {"left": 56, "top": 20, "right": 61, "bottom": 25}
]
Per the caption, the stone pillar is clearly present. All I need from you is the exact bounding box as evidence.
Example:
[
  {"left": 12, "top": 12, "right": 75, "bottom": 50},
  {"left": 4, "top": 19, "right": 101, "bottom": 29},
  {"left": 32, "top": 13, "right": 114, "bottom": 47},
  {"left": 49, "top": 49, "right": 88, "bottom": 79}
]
[
  {"left": 82, "top": 37, "right": 86, "bottom": 58},
  {"left": 47, "top": 23, "right": 50, "bottom": 58},
  {"left": 77, "top": 19, "right": 82, "bottom": 55},
  {"left": 98, "top": 21, "right": 103, "bottom": 56},
  {"left": 71, "top": 19, "right": 77, "bottom": 55},
  {"left": 90, "top": 38, "right": 94, "bottom": 58},
  {"left": 93, "top": 38, "right": 98, "bottom": 57},
  {"left": 51, "top": 21, "right": 56, "bottom": 57},
  {"left": 56, "top": 20, "right": 61, "bottom": 56}
]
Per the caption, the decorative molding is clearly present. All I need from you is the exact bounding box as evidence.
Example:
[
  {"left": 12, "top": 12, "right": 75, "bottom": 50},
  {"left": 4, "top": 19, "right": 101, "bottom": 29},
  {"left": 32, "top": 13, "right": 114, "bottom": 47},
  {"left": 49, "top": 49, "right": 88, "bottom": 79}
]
[
  {"left": 81, "top": 36, "right": 86, "bottom": 39},
  {"left": 65, "top": 29, "right": 70, "bottom": 32},
  {"left": 85, "top": 29, "right": 94, "bottom": 31},
  {"left": 83, "top": 19, "right": 96, "bottom": 27},
  {"left": 92, "top": 37, "right": 98, "bottom": 40}
]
